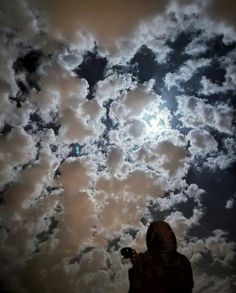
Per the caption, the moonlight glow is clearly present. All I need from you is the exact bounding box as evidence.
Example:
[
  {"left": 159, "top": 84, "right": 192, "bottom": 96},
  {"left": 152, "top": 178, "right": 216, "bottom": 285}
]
[{"left": 143, "top": 109, "right": 171, "bottom": 136}]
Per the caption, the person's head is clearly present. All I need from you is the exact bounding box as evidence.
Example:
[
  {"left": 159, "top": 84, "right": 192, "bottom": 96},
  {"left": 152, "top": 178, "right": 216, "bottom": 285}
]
[{"left": 146, "top": 221, "right": 177, "bottom": 253}]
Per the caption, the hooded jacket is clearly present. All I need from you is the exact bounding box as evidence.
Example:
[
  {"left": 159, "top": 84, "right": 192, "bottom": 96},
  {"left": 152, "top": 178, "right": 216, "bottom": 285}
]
[{"left": 128, "top": 221, "right": 194, "bottom": 293}]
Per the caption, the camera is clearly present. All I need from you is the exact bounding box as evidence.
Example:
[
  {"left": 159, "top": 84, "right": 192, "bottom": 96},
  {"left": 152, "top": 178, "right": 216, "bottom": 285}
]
[{"left": 120, "top": 247, "right": 135, "bottom": 259}]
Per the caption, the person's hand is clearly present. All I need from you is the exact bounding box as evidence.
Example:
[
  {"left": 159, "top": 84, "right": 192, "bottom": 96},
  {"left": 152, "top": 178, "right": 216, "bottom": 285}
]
[{"left": 130, "top": 249, "right": 138, "bottom": 264}]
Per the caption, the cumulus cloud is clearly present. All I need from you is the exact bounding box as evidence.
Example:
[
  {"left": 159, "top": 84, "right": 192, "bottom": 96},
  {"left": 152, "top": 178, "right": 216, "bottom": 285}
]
[
  {"left": 165, "top": 58, "right": 211, "bottom": 90},
  {"left": 225, "top": 198, "right": 234, "bottom": 209},
  {"left": 0, "top": 128, "right": 37, "bottom": 188},
  {"left": 109, "top": 85, "right": 159, "bottom": 122},
  {"left": 59, "top": 108, "right": 93, "bottom": 143},
  {"left": 204, "top": 0, "right": 236, "bottom": 30},
  {"left": 165, "top": 208, "right": 204, "bottom": 239},
  {"left": 204, "top": 137, "right": 236, "bottom": 170},
  {"left": 185, "top": 34, "right": 210, "bottom": 57},
  {"left": 155, "top": 183, "right": 205, "bottom": 211},
  {"left": 106, "top": 147, "right": 124, "bottom": 177},
  {"left": 1, "top": 148, "right": 58, "bottom": 215},
  {"left": 200, "top": 75, "right": 234, "bottom": 96},
  {"left": 181, "top": 228, "right": 236, "bottom": 272},
  {"left": 194, "top": 273, "right": 236, "bottom": 293},
  {"left": 0, "top": 0, "right": 41, "bottom": 96},
  {"left": 205, "top": 229, "right": 236, "bottom": 266},
  {"left": 176, "top": 95, "right": 234, "bottom": 135},
  {"left": 187, "top": 129, "right": 218, "bottom": 157},
  {"left": 95, "top": 73, "right": 134, "bottom": 104},
  {"left": 137, "top": 140, "right": 188, "bottom": 178},
  {"left": 29, "top": 0, "right": 169, "bottom": 49}
]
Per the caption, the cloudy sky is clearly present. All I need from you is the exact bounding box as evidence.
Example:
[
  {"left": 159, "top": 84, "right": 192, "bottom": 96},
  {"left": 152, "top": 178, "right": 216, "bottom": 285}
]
[{"left": 0, "top": 0, "right": 236, "bottom": 292}]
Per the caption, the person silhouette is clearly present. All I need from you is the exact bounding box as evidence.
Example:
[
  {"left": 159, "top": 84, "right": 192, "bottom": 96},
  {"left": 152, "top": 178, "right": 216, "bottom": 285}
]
[{"left": 128, "top": 221, "right": 194, "bottom": 292}]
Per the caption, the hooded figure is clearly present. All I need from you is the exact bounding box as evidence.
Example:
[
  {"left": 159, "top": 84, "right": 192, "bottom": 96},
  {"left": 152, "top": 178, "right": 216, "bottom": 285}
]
[{"left": 128, "top": 221, "right": 194, "bottom": 292}]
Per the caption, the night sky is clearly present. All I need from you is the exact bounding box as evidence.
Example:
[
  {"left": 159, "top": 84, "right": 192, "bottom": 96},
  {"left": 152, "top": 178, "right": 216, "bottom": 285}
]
[{"left": 0, "top": 1, "right": 236, "bottom": 292}]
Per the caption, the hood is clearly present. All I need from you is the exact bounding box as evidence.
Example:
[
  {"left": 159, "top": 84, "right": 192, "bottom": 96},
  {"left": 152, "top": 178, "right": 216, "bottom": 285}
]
[{"left": 146, "top": 221, "right": 177, "bottom": 253}]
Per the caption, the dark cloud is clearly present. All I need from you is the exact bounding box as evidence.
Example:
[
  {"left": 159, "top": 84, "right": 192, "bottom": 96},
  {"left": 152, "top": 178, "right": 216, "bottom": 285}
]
[
  {"left": 206, "top": 0, "right": 236, "bottom": 29},
  {"left": 30, "top": 0, "right": 168, "bottom": 46}
]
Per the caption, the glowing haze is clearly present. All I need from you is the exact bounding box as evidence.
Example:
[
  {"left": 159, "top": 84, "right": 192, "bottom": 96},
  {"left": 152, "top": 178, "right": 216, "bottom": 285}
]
[{"left": 0, "top": 0, "right": 236, "bottom": 292}]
